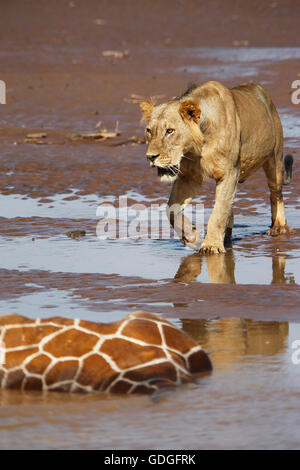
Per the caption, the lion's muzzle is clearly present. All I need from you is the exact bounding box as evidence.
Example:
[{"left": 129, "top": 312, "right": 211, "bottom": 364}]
[{"left": 146, "top": 153, "right": 160, "bottom": 167}]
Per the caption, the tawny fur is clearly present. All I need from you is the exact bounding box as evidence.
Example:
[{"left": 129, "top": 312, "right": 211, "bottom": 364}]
[{"left": 140, "top": 80, "right": 292, "bottom": 254}]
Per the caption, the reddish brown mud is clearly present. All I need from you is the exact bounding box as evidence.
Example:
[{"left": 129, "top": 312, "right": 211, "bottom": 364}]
[{"left": 0, "top": 0, "right": 299, "bottom": 450}]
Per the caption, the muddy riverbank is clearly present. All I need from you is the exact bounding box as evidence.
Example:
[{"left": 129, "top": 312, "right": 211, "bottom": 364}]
[{"left": 0, "top": 0, "right": 299, "bottom": 450}]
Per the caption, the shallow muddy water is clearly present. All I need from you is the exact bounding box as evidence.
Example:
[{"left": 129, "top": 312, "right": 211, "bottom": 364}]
[{"left": 0, "top": 0, "right": 300, "bottom": 450}]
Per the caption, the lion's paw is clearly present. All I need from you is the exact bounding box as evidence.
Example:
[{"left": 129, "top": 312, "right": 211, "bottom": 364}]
[
  {"left": 199, "top": 242, "right": 226, "bottom": 255},
  {"left": 181, "top": 229, "right": 202, "bottom": 251},
  {"left": 266, "top": 224, "right": 293, "bottom": 237}
]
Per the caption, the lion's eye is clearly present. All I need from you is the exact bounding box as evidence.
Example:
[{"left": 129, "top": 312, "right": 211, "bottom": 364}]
[
  {"left": 146, "top": 128, "right": 152, "bottom": 135},
  {"left": 165, "top": 128, "right": 174, "bottom": 136}
]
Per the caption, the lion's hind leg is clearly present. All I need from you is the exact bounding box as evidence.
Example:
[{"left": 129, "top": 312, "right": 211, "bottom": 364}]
[{"left": 263, "top": 153, "right": 292, "bottom": 236}]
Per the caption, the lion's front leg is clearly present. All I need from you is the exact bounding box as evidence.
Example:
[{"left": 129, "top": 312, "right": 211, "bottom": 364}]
[
  {"left": 167, "top": 176, "right": 203, "bottom": 250},
  {"left": 200, "top": 169, "right": 239, "bottom": 254}
]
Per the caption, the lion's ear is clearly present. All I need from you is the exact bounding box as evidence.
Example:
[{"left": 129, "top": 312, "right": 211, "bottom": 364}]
[
  {"left": 140, "top": 100, "right": 154, "bottom": 123},
  {"left": 179, "top": 100, "right": 201, "bottom": 124}
]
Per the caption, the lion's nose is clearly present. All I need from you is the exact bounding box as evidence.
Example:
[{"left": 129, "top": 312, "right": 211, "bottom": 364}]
[{"left": 147, "top": 153, "right": 160, "bottom": 163}]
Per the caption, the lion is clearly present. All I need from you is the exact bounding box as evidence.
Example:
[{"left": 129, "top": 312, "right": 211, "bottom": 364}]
[{"left": 140, "top": 81, "right": 293, "bottom": 254}]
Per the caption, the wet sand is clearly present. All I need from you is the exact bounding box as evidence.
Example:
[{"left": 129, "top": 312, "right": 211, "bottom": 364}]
[{"left": 0, "top": 0, "right": 300, "bottom": 450}]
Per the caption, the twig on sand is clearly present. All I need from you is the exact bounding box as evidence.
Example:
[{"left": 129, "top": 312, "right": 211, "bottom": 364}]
[
  {"left": 102, "top": 50, "right": 129, "bottom": 59},
  {"left": 124, "top": 93, "right": 166, "bottom": 104},
  {"left": 20, "top": 122, "right": 145, "bottom": 146},
  {"left": 24, "top": 132, "right": 49, "bottom": 144},
  {"left": 68, "top": 121, "right": 120, "bottom": 141}
]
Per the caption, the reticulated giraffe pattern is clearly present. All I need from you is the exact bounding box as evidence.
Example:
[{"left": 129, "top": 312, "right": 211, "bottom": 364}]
[{"left": 0, "top": 311, "right": 212, "bottom": 394}]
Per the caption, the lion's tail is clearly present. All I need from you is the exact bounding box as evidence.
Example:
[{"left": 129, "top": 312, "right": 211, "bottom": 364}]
[{"left": 282, "top": 154, "right": 294, "bottom": 185}]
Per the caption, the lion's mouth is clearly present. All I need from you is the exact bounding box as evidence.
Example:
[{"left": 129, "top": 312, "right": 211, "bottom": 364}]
[{"left": 157, "top": 166, "right": 179, "bottom": 178}]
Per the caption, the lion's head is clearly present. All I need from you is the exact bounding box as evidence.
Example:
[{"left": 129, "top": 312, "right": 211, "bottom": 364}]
[{"left": 140, "top": 99, "right": 202, "bottom": 183}]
